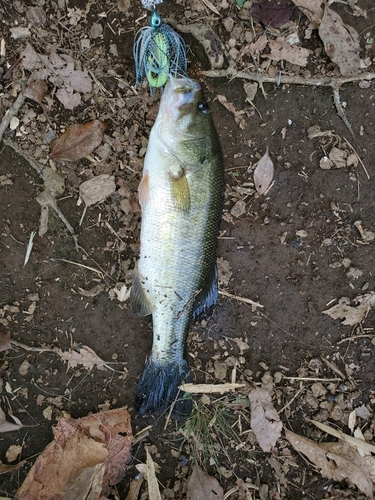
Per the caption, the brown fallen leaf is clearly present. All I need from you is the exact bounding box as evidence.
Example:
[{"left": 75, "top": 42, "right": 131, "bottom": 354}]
[
  {"left": 318, "top": 6, "right": 361, "bottom": 76},
  {"left": 0, "top": 324, "right": 12, "bottom": 352},
  {"left": 56, "top": 345, "right": 113, "bottom": 371},
  {"left": 291, "top": 0, "right": 323, "bottom": 26},
  {"left": 285, "top": 429, "right": 373, "bottom": 498},
  {"left": 0, "top": 405, "right": 23, "bottom": 433},
  {"left": 145, "top": 448, "right": 162, "bottom": 500},
  {"left": 237, "top": 477, "right": 252, "bottom": 500},
  {"left": 249, "top": 33, "right": 268, "bottom": 54},
  {"left": 187, "top": 463, "right": 224, "bottom": 500},
  {"left": 254, "top": 147, "right": 274, "bottom": 195},
  {"left": 50, "top": 120, "right": 108, "bottom": 161},
  {"left": 23, "top": 80, "right": 48, "bottom": 105},
  {"left": 16, "top": 407, "right": 132, "bottom": 500},
  {"left": 323, "top": 292, "right": 375, "bottom": 326},
  {"left": 216, "top": 95, "right": 246, "bottom": 129},
  {"left": 125, "top": 475, "right": 144, "bottom": 500},
  {"left": 251, "top": 3, "right": 293, "bottom": 28},
  {"left": 249, "top": 387, "right": 282, "bottom": 452},
  {"left": 79, "top": 174, "right": 116, "bottom": 206},
  {"left": 0, "top": 460, "right": 26, "bottom": 475},
  {"left": 267, "top": 37, "right": 312, "bottom": 67}
]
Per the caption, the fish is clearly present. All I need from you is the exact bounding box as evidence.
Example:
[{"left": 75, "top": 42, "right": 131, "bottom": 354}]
[{"left": 130, "top": 76, "right": 224, "bottom": 416}]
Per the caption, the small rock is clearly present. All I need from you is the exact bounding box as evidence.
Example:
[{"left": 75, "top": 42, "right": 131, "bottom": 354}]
[
  {"left": 311, "top": 382, "right": 327, "bottom": 398},
  {"left": 19, "top": 359, "right": 30, "bottom": 376},
  {"left": 214, "top": 360, "right": 227, "bottom": 380},
  {"left": 89, "top": 23, "right": 103, "bottom": 39}
]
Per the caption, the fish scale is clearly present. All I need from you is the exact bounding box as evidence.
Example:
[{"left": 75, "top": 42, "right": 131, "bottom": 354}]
[{"left": 130, "top": 76, "right": 224, "bottom": 416}]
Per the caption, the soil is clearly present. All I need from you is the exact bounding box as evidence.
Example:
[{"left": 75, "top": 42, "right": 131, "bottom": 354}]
[{"left": 0, "top": 0, "right": 375, "bottom": 499}]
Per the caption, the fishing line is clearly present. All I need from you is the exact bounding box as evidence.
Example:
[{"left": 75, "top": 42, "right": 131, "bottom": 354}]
[{"left": 133, "top": 0, "right": 188, "bottom": 92}]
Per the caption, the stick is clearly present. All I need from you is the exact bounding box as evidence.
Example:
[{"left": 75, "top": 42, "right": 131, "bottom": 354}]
[
  {"left": 219, "top": 289, "right": 263, "bottom": 309},
  {"left": 203, "top": 68, "right": 375, "bottom": 88},
  {"left": 0, "top": 80, "right": 27, "bottom": 141}
]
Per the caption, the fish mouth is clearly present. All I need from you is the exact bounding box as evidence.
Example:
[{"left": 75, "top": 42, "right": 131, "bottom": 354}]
[{"left": 164, "top": 76, "right": 201, "bottom": 110}]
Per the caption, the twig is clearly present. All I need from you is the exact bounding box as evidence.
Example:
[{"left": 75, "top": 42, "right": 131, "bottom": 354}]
[
  {"left": 0, "top": 79, "right": 27, "bottom": 141},
  {"left": 337, "top": 333, "right": 375, "bottom": 344},
  {"left": 203, "top": 68, "right": 375, "bottom": 88},
  {"left": 57, "top": 258, "right": 105, "bottom": 280},
  {"left": 283, "top": 376, "right": 341, "bottom": 382},
  {"left": 343, "top": 137, "right": 370, "bottom": 180},
  {"left": 278, "top": 385, "right": 305, "bottom": 414},
  {"left": 219, "top": 289, "right": 263, "bottom": 309},
  {"left": 333, "top": 87, "right": 354, "bottom": 138}
]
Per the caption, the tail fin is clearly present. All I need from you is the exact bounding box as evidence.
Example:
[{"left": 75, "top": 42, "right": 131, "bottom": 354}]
[{"left": 135, "top": 358, "right": 191, "bottom": 418}]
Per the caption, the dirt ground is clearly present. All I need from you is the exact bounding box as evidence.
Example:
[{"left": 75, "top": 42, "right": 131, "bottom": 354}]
[{"left": 1, "top": 0, "right": 375, "bottom": 498}]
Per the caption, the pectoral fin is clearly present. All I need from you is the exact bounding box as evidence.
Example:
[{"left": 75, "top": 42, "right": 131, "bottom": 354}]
[
  {"left": 138, "top": 172, "right": 150, "bottom": 209},
  {"left": 130, "top": 273, "right": 154, "bottom": 316},
  {"left": 169, "top": 171, "right": 190, "bottom": 212}
]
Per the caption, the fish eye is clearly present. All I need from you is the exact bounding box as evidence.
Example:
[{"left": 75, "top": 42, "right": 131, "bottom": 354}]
[{"left": 198, "top": 102, "right": 210, "bottom": 114}]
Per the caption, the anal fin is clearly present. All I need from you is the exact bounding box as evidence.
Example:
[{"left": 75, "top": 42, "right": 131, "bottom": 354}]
[
  {"left": 192, "top": 264, "right": 218, "bottom": 323},
  {"left": 130, "top": 273, "right": 154, "bottom": 316}
]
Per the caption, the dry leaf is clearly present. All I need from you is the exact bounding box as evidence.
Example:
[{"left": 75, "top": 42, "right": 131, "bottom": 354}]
[
  {"left": 329, "top": 147, "right": 347, "bottom": 168},
  {"left": 16, "top": 407, "right": 132, "bottom": 500},
  {"left": 50, "top": 120, "right": 108, "bottom": 161},
  {"left": 310, "top": 419, "right": 375, "bottom": 455},
  {"left": 237, "top": 477, "right": 252, "bottom": 500},
  {"left": 23, "top": 80, "right": 48, "bottom": 104},
  {"left": 57, "top": 345, "right": 112, "bottom": 371},
  {"left": 0, "top": 461, "right": 26, "bottom": 475},
  {"left": 0, "top": 405, "right": 23, "bottom": 433},
  {"left": 6, "top": 445, "right": 22, "bottom": 463},
  {"left": 20, "top": 43, "right": 92, "bottom": 109},
  {"left": 291, "top": 0, "right": 323, "bottom": 26},
  {"left": 65, "top": 462, "right": 105, "bottom": 499},
  {"left": 318, "top": 6, "right": 361, "bottom": 76},
  {"left": 0, "top": 324, "right": 12, "bottom": 352},
  {"left": 200, "top": 0, "right": 220, "bottom": 16},
  {"left": 216, "top": 95, "right": 246, "bottom": 129},
  {"left": 254, "top": 147, "right": 274, "bottom": 195},
  {"left": 267, "top": 37, "right": 312, "bottom": 66},
  {"left": 249, "top": 387, "right": 282, "bottom": 452},
  {"left": 55, "top": 88, "right": 82, "bottom": 110},
  {"left": 323, "top": 292, "right": 375, "bottom": 326},
  {"left": 25, "top": 6, "right": 46, "bottom": 26},
  {"left": 145, "top": 448, "right": 162, "bottom": 500},
  {"left": 249, "top": 33, "right": 268, "bottom": 54},
  {"left": 79, "top": 174, "right": 116, "bottom": 206},
  {"left": 125, "top": 476, "right": 144, "bottom": 500},
  {"left": 232, "top": 337, "right": 250, "bottom": 354},
  {"left": 187, "top": 463, "right": 224, "bottom": 500},
  {"left": 251, "top": 4, "right": 293, "bottom": 28},
  {"left": 285, "top": 429, "right": 373, "bottom": 498}
]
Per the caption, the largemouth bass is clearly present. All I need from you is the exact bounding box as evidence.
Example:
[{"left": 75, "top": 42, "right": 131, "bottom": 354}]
[{"left": 130, "top": 76, "right": 224, "bottom": 416}]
